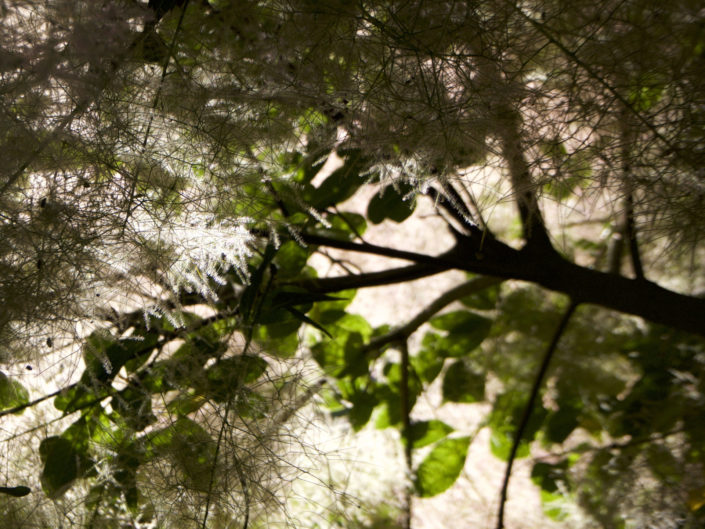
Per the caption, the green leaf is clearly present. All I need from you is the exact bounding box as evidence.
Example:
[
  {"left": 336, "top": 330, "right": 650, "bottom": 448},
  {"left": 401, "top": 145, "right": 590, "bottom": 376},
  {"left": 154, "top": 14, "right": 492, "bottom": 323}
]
[
  {"left": 348, "top": 389, "right": 379, "bottom": 431},
  {"left": 309, "top": 149, "right": 368, "bottom": 210},
  {"left": 113, "top": 448, "right": 141, "bottom": 510},
  {"left": 335, "top": 313, "right": 373, "bottom": 340},
  {"left": 150, "top": 417, "right": 216, "bottom": 492},
  {"left": 367, "top": 183, "right": 416, "bottom": 224},
  {"left": 285, "top": 306, "right": 332, "bottom": 338},
  {"left": 112, "top": 385, "right": 155, "bottom": 431},
  {"left": 0, "top": 372, "right": 29, "bottom": 413},
  {"left": 628, "top": 81, "right": 663, "bottom": 112},
  {"left": 540, "top": 490, "right": 571, "bottom": 521},
  {"left": 373, "top": 385, "right": 403, "bottom": 429},
  {"left": 171, "top": 417, "right": 217, "bottom": 491},
  {"left": 540, "top": 139, "right": 568, "bottom": 160},
  {"left": 383, "top": 362, "right": 423, "bottom": 399},
  {"left": 40, "top": 437, "right": 84, "bottom": 498},
  {"left": 313, "top": 289, "right": 356, "bottom": 312},
  {"left": 312, "top": 329, "right": 368, "bottom": 377},
  {"left": 342, "top": 332, "right": 368, "bottom": 377},
  {"left": 270, "top": 289, "right": 344, "bottom": 310},
  {"left": 545, "top": 405, "right": 580, "bottom": 444},
  {"left": 410, "top": 346, "right": 444, "bottom": 384},
  {"left": 409, "top": 420, "right": 454, "bottom": 449},
  {"left": 0, "top": 485, "right": 31, "bottom": 497},
  {"left": 54, "top": 383, "right": 107, "bottom": 413},
  {"left": 257, "top": 311, "right": 301, "bottom": 333},
  {"left": 442, "top": 360, "right": 485, "bottom": 403},
  {"left": 166, "top": 392, "right": 207, "bottom": 416},
  {"left": 489, "top": 391, "right": 548, "bottom": 444},
  {"left": 256, "top": 324, "right": 301, "bottom": 357},
  {"left": 531, "top": 460, "right": 569, "bottom": 493},
  {"left": 429, "top": 311, "right": 492, "bottom": 355},
  {"left": 273, "top": 241, "right": 310, "bottom": 278},
  {"left": 204, "top": 354, "right": 268, "bottom": 401},
  {"left": 414, "top": 437, "right": 470, "bottom": 497},
  {"left": 321, "top": 212, "right": 368, "bottom": 240},
  {"left": 489, "top": 429, "right": 529, "bottom": 461},
  {"left": 460, "top": 283, "right": 499, "bottom": 310},
  {"left": 82, "top": 333, "right": 159, "bottom": 384}
]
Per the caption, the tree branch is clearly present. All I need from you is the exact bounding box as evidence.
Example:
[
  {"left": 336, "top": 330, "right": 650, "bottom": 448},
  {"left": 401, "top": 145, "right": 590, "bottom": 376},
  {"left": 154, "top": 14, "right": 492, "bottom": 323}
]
[
  {"left": 620, "top": 110, "right": 645, "bottom": 280},
  {"left": 624, "top": 190, "right": 644, "bottom": 280},
  {"left": 293, "top": 230, "right": 705, "bottom": 337},
  {"left": 297, "top": 231, "right": 462, "bottom": 267},
  {"left": 472, "top": 52, "right": 554, "bottom": 252},
  {"left": 289, "top": 262, "right": 451, "bottom": 293},
  {"left": 496, "top": 302, "right": 578, "bottom": 529}
]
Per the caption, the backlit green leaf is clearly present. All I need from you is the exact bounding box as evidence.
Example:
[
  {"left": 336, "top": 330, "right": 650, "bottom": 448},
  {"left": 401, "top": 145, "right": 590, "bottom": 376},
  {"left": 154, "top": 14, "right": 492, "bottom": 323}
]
[
  {"left": 367, "top": 183, "right": 416, "bottom": 224},
  {"left": 460, "top": 283, "right": 499, "bottom": 310},
  {"left": 442, "top": 360, "right": 485, "bottom": 403},
  {"left": 0, "top": 372, "right": 29, "bottom": 413},
  {"left": 40, "top": 437, "right": 85, "bottom": 498},
  {"left": 429, "top": 311, "right": 491, "bottom": 355},
  {"left": 415, "top": 437, "right": 470, "bottom": 497},
  {"left": 489, "top": 429, "right": 529, "bottom": 461},
  {"left": 309, "top": 149, "right": 368, "bottom": 209},
  {"left": 531, "top": 460, "right": 569, "bottom": 493},
  {"left": 545, "top": 405, "right": 580, "bottom": 444},
  {"left": 411, "top": 346, "right": 444, "bottom": 384},
  {"left": 409, "top": 420, "right": 454, "bottom": 449}
]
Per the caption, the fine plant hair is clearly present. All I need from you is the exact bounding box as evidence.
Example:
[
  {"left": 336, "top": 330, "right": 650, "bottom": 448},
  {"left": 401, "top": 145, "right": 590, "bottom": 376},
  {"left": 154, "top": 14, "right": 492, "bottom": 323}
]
[
  {"left": 2, "top": 1, "right": 705, "bottom": 528},
  {"left": 2, "top": 1, "right": 704, "bottom": 354}
]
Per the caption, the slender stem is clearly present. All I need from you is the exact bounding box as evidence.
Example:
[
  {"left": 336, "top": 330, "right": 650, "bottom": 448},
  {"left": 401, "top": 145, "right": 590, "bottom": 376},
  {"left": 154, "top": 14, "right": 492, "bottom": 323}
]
[
  {"left": 427, "top": 184, "right": 479, "bottom": 234},
  {"left": 363, "top": 276, "right": 504, "bottom": 355},
  {"left": 202, "top": 399, "right": 230, "bottom": 529},
  {"left": 496, "top": 301, "right": 578, "bottom": 529},
  {"left": 624, "top": 191, "right": 644, "bottom": 280},
  {"left": 399, "top": 340, "right": 413, "bottom": 529},
  {"left": 619, "top": 109, "right": 645, "bottom": 280},
  {"left": 0, "top": 387, "right": 66, "bottom": 419},
  {"left": 123, "top": 0, "right": 191, "bottom": 230}
]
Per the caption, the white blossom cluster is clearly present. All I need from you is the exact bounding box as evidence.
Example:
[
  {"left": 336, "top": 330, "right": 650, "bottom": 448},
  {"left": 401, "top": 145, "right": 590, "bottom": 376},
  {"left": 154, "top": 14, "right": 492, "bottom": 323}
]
[{"left": 125, "top": 208, "right": 255, "bottom": 300}]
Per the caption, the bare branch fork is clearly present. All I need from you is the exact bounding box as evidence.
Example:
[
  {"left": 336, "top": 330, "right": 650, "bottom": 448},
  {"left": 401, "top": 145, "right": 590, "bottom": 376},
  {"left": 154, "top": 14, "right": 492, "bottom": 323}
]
[{"left": 290, "top": 230, "right": 705, "bottom": 338}]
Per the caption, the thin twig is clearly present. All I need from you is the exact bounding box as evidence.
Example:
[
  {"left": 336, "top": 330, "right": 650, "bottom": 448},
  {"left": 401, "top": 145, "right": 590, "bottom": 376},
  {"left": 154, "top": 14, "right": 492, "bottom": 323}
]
[
  {"left": 624, "top": 191, "right": 644, "bottom": 280},
  {"left": 620, "top": 110, "right": 645, "bottom": 280},
  {"left": 513, "top": 5, "right": 676, "bottom": 154},
  {"left": 363, "top": 276, "right": 504, "bottom": 356},
  {"left": 295, "top": 231, "right": 465, "bottom": 268},
  {"left": 123, "top": 0, "right": 191, "bottom": 231},
  {"left": 400, "top": 340, "right": 413, "bottom": 529},
  {"left": 533, "top": 426, "right": 687, "bottom": 463},
  {"left": 202, "top": 399, "right": 231, "bottom": 529},
  {"left": 425, "top": 186, "right": 483, "bottom": 238},
  {"left": 496, "top": 301, "right": 578, "bottom": 529}
]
